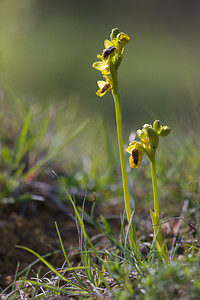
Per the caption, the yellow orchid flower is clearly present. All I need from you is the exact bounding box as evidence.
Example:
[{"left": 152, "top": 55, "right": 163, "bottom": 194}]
[
  {"left": 92, "top": 29, "right": 130, "bottom": 98},
  {"left": 111, "top": 33, "right": 130, "bottom": 52},
  {"left": 92, "top": 41, "right": 115, "bottom": 75},
  {"left": 92, "top": 44, "right": 117, "bottom": 75},
  {"left": 93, "top": 31, "right": 130, "bottom": 74},
  {"left": 96, "top": 75, "right": 113, "bottom": 97},
  {"left": 92, "top": 59, "right": 110, "bottom": 75},
  {"left": 126, "top": 143, "right": 143, "bottom": 169}
]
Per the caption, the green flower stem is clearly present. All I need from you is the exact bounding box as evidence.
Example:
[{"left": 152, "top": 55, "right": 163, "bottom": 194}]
[
  {"left": 150, "top": 156, "right": 169, "bottom": 259},
  {"left": 111, "top": 82, "right": 139, "bottom": 258},
  {"left": 150, "top": 156, "right": 159, "bottom": 218},
  {"left": 112, "top": 89, "right": 132, "bottom": 222}
]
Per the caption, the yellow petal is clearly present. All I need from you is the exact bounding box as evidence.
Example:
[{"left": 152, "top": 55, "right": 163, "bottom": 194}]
[
  {"left": 102, "top": 69, "right": 110, "bottom": 75},
  {"left": 104, "top": 39, "right": 113, "bottom": 48},
  {"left": 96, "top": 89, "right": 106, "bottom": 97},
  {"left": 97, "top": 80, "right": 107, "bottom": 89},
  {"left": 118, "top": 33, "right": 130, "bottom": 44},
  {"left": 92, "top": 61, "right": 108, "bottom": 72},
  {"left": 141, "top": 137, "right": 150, "bottom": 148},
  {"left": 126, "top": 144, "right": 136, "bottom": 154},
  {"left": 97, "top": 54, "right": 103, "bottom": 60},
  {"left": 103, "top": 75, "right": 112, "bottom": 85}
]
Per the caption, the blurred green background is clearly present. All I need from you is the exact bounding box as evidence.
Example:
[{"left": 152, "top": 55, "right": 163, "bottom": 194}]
[{"left": 0, "top": 0, "right": 200, "bottom": 132}]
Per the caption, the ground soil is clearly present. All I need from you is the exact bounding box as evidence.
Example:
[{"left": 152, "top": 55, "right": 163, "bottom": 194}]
[
  {"left": 0, "top": 197, "right": 122, "bottom": 293},
  {"left": 1, "top": 190, "right": 196, "bottom": 297},
  {"left": 0, "top": 200, "right": 81, "bottom": 291}
]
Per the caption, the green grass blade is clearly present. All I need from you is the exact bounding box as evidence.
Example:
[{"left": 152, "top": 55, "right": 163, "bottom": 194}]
[
  {"left": 7, "top": 111, "right": 32, "bottom": 176},
  {"left": 16, "top": 245, "right": 87, "bottom": 291},
  {"left": 80, "top": 207, "right": 124, "bottom": 251},
  {"left": 24, "top": 118, "right": 89, "bottom": 180},
  {"left": 53, "top": 172, "right": 93, "bottom": 250},
  {"left": 5, "top": 280, "right": 88, "bottom": 300},
  {"left": 53, "top": 172, "right": 98, "bottom": 283},
  {"left": 55, "top": 222, "right": 71, "bottom": 266},
  {"left": 16, "top": 111, "right": 32, "bottom": 151},
  {"left": 100, "top": 215, "right": 113, "bottom": 235},
  {"left": 55, "top": 222, "right": 88, "bottom": 290},
  {"left": 4, "top": 84, "right": 27, "bottom": 116}
]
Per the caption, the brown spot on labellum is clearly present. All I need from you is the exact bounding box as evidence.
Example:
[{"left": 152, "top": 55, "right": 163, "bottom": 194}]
[
  {"left": 132, "top": 149, "right": 139, "bottom": 165},
  {"left": 101, "top": 83, "right": 110, "bottom": 94}
]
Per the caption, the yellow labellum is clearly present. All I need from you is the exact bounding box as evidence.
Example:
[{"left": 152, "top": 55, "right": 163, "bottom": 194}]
[{"left": 96, "top": 80, "right": 111, "bottom": 97}]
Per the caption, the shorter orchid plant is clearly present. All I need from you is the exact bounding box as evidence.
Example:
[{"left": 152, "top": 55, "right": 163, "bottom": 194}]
[{"left": 126, "top": 121, "right": 171, "bottom": 259}]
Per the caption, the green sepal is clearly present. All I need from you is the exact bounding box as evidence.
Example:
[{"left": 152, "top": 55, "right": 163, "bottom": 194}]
[
  {"left": 137, "top": 129, "right": 145, "bottom": 140},
  {"left": 147, "top": 127, "right": 159, "bottom": 150},
  {"left": 110, "top": 28, "right": 121, "bottom": 41},
  {"left": 109, "top": 59, "right": 117, "bottom": 88},
  {"left": 115, "top": 52, "right": 123, "bottom": 69},
  {"left": 143, "top": 124, "right": 152, "bottom": 130},
  {"left": 153, "top": 120, "right": 162, "bottom": 133}
]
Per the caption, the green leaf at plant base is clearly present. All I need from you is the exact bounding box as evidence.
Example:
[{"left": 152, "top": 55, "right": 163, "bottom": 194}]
[{"left": 150, "top": 209, "right": 169, "bottom": 260}]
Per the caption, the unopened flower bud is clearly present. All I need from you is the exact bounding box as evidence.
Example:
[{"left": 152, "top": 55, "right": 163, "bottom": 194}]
[
  {"left": 159, "top": 126, "right": 171, "bottom": 137},
  {"left": 147, "top": 127, "right": 159, "bottom": 149},
  {"left": 153, "top": 120, "right": 162, "bottom": 133},
  {"left": 137, "top": 129, "right": 146, "bottom": 139}
]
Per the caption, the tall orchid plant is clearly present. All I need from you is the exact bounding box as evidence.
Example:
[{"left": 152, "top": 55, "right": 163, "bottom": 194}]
[{"left": 93, "top": 28, "right": 139, "bottom": 258}]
